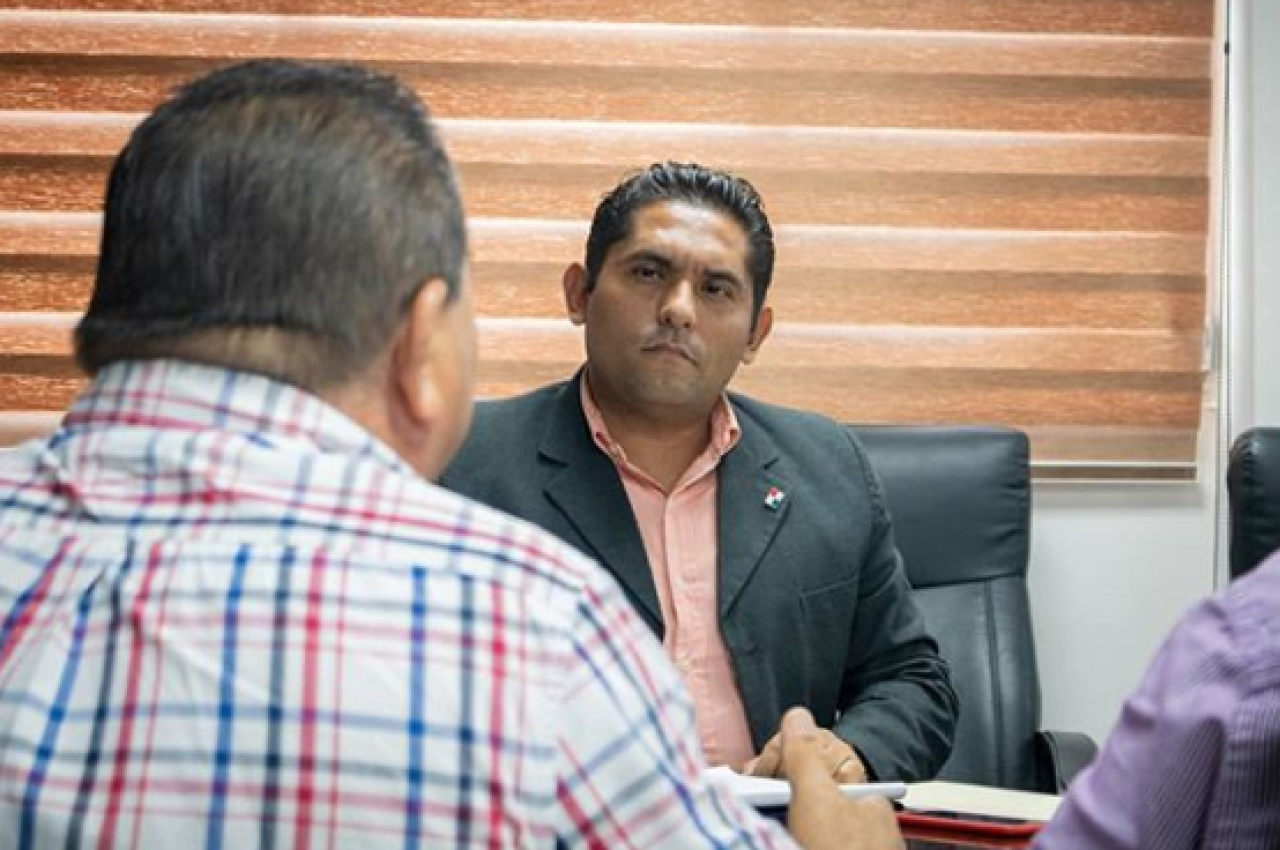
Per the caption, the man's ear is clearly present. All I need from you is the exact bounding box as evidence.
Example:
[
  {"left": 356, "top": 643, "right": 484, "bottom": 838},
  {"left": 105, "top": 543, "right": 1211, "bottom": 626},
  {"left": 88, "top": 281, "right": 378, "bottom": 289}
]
[
  {"left": 742, "top": 304, "right": 773, "bottom": 365},
  {"left": 393, "top": 277, "right": 451, "bottom": 428},
  {"left": 563, "top": 263, "right": 590, "bottom": 326}
]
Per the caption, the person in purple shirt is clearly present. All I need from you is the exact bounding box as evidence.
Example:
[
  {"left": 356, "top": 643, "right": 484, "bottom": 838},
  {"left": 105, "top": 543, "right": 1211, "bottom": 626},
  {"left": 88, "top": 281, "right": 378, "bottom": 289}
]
[{"left": 1036, "top": 548, "right": 1280, "bottom": 849}]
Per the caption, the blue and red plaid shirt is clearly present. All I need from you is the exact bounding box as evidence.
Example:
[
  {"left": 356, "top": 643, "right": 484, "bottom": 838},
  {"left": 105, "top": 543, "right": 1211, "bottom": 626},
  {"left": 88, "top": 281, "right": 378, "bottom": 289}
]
[{"left": 0, "top": 360, "right": 794, "bottom": 849}]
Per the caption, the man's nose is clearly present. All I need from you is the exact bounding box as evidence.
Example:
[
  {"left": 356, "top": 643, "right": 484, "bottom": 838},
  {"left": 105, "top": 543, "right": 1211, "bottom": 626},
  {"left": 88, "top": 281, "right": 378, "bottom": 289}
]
[{"left": 658, "top": 280, "right": 696, "bottom": 330}]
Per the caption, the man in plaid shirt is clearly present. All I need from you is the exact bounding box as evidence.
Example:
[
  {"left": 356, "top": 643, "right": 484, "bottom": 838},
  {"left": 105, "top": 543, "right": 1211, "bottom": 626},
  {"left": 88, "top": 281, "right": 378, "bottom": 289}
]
[{"left": 0, "top": 61, "right": 900, "bottom": 849}]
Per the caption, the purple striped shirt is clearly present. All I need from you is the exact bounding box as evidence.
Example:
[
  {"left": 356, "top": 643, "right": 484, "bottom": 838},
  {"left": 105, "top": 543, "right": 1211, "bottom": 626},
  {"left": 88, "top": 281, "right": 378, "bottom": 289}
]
[
  {"left": 0, "top": 360, "right": 796, "bottom": 849},
  {"left": 1037, "top": 550, "right": 1280, "bottom": 849}
]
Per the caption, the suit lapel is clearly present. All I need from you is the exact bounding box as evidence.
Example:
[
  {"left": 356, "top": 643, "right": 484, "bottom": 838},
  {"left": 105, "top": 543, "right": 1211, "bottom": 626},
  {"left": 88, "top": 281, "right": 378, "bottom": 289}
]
[
  {"left": 718, "top": 411, "right": 790, "bottom": 617},
  {"left": 539, "top": 378, "right": 664, "bottom": 631}
]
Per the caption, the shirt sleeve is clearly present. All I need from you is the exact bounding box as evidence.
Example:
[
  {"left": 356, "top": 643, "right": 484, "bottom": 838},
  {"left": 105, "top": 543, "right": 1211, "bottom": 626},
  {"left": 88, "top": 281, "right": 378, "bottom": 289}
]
[
  {"left": 1034, "top": 589, "right": 1247, "bottom": 850},
  {"left": 550, "top": 566, "right": 797, "bottom": 850}
]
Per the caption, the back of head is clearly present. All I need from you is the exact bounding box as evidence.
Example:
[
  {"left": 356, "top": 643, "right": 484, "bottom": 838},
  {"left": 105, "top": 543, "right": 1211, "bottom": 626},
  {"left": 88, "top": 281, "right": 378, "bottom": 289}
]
[
  {"left": 76, "top": 59, "right": 467, "bottom": 392},
  {"left": 583, "top": 161, "right": 775, "bottom": 318}
]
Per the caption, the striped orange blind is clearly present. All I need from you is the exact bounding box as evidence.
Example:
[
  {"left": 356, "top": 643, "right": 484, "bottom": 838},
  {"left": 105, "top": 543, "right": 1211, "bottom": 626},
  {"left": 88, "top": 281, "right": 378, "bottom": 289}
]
[{"left": 0, "top": 0, "right": 1215, "bottom": 478}]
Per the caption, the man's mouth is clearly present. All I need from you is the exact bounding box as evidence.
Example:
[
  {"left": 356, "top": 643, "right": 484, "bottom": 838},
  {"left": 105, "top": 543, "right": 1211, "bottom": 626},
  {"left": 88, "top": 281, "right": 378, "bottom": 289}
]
[{"left": 643, "top": 340, "right": 697, "bottom": 364}]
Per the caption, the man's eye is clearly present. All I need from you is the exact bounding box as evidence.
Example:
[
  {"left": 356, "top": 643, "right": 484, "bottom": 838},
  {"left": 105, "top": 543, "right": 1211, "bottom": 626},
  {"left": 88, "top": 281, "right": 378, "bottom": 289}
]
[
  {"left": 632, "top": 265, "right": 662, "bottom": 281},
  {"left": 703, "top": 280, "right": 733, "bottom": 298}
]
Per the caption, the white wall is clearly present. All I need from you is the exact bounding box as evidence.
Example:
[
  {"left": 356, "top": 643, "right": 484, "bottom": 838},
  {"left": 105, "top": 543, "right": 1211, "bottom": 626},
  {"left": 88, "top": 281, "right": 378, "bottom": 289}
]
[
  {"left": 1248, "top": 1, "right": 1280, "bottom": 423},
  {"left": 1029, "top": 0, "right": 1275, "bottom": 744},
  {"left": 1030, "top": 478, "right": 1217, "bottom": 741}
]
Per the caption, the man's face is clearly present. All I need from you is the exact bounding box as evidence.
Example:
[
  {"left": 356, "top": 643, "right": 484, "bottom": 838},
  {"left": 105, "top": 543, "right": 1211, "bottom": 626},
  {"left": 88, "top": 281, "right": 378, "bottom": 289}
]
[{"left": 565, "top": 200, "right": 772, "bottom": 424}]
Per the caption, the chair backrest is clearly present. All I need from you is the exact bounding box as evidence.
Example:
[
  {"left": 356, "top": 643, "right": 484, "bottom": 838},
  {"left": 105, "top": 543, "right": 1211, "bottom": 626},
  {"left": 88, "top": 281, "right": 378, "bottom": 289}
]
[
  {"left": 852, "top": 425, "right": 1040, "bottom": 790},
  {"left": 1227, "top": 427, "right": 1280, "bottom": 581}
]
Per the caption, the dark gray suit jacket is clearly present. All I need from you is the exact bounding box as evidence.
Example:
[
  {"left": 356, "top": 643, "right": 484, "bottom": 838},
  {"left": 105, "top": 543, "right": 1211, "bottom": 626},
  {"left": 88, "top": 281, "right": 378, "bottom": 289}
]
[{"left": 440, "top": 376, "right": 958, "bottom": 782}]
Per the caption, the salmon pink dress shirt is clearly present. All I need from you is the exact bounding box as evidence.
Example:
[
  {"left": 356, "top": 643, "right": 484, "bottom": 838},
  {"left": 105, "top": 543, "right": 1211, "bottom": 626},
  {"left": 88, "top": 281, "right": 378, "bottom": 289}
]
[{"left": 581, "top": 380, "right": 756, "bottom": 767}]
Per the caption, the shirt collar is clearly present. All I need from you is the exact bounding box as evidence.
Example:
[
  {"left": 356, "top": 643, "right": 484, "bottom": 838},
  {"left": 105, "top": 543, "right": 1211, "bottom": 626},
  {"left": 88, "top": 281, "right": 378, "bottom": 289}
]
[
  {"left": 578, "top": 371, "right": 741, "bottom": 467},
  {"left": 65, "top": 359, "right": 412, "bottom": 474}
]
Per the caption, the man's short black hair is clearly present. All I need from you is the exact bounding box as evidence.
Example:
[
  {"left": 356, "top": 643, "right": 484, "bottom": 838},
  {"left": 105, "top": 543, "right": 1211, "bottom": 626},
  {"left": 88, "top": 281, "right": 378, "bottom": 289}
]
[
  {"left": 76, "top": 59, "right": 467, "bottom": 390},
  {"left": 583, "top": 162, "right": 775, "bottom": 321}
]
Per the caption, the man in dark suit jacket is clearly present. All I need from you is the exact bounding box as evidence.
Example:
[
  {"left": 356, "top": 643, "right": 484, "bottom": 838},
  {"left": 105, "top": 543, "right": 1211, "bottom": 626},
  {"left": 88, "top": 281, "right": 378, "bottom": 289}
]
[{"left": 442, "top": 162, "right": 957, "bottom": 784}]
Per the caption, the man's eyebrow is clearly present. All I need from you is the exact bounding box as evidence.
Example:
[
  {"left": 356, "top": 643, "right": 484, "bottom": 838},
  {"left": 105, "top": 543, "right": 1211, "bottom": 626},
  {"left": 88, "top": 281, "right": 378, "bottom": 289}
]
[
  {"left": 704, "top": 267, "right": 746, "bottom": 289},
  {"left": 621, "top": 249, "right": 674, "bottom": 269}
]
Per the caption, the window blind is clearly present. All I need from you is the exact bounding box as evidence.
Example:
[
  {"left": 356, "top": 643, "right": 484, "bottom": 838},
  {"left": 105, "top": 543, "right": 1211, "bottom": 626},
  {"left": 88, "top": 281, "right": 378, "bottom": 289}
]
[{"left": 0, "top": 0, "right": 1215, "bottom": 478}]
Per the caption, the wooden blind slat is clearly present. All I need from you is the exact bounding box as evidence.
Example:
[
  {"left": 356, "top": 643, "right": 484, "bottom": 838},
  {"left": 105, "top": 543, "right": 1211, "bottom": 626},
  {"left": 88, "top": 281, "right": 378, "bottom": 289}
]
[
  {"left": 473, "top": 220, "right": 1210, "bottom": 277},
  {"left": 0, "top": 410, "right": 63, "bottom": 445},
  {"left": 0, "top": 314, "right": 76, "bottom": 356},
  {"left": 2, "top": 1, "right": 1212, "bottom": 37},
  {"left": 0, "top": 62, "right": 1210, "bottom": 134},
  {"left": 0, "top": 162, "right": 1210, "bottom": 231},
  {"left": 0, "top": 396, "right": 1197, "bottom": 473},
  {"left": 0, "top": 112, "right": 1210, "bottom": 178},
  {"left": 465, "top": 266, "right": 1205, "bottom": 331},
  {"left": 0, "top": 12, "right": 1210, "bottom": 80},
  {"left": 0, "top": 259, "right": 1202, "bottom": 331},
  {"left": 0, "top": 213, "right": 1208, "bottom": 277},
  {"left": 0, "top": 212, "right": 101, "bottom": 254},
  {"left": 0, "top": 374, "right": 1202, "bottom": 432},
  {"left": 0, "top": 313, "right": 1203, "bottom": 375}
]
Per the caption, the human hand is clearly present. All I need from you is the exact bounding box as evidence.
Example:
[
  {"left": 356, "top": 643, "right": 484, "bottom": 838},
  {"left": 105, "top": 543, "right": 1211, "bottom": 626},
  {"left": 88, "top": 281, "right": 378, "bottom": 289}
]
[
  {"left": 779, "top": 707, "right": 904, "bottom": 850},
  {"left": 743, "top": 722, "right": 867, "bottom": 785}
]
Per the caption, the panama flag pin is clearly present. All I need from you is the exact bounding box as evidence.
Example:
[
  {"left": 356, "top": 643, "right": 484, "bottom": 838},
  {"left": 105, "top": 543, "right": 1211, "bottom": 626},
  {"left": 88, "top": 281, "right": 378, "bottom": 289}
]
[{"left": 764, "top": 486, "right": 786, "bottom": 511}]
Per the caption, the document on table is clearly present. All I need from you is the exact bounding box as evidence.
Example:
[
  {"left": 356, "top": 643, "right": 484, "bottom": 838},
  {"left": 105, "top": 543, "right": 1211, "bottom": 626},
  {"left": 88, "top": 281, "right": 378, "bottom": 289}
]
[
  {"left": 704, "top": 765, "right": 908, "bottom": 809},
  {"left": 900, "top": 781, "right": 1063, "bottom": 822}
]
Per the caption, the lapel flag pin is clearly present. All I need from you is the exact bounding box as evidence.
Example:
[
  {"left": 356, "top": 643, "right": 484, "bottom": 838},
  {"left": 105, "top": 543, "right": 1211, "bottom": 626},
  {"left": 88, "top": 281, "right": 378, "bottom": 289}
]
[{"left": 764, "top": 486, "right": 786, "bottom": 511}]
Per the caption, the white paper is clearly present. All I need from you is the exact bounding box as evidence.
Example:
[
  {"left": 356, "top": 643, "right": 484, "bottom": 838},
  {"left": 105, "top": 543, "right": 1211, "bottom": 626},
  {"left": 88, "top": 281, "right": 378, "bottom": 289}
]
[
  {"left": 900, "top": 781, "right": 1062, "bottom": 822},
  {"left": 704, "top": 765, "right": 908, "bottom": 809}
]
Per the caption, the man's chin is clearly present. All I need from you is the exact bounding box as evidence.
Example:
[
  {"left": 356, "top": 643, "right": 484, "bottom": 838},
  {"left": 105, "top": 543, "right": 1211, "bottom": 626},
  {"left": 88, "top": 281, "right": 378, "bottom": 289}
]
[{"left": 627, "top": 379, "right": 711, "bottom": 413}]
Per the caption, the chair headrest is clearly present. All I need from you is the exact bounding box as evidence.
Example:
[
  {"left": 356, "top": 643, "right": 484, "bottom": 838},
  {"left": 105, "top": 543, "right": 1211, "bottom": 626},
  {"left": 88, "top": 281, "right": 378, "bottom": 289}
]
[
  {"left": 851, "top": 425, "right": 1031, "bottom": 588},
  {"left": 1227, "top": 427, "right": 1280, "bottom": 580}
]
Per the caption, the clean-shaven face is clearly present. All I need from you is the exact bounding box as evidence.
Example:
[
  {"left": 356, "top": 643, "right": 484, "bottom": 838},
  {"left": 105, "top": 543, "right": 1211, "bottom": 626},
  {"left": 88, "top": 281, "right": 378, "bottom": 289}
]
[{"left": 571, "top": 200, "right": 769, "bottom": 424}]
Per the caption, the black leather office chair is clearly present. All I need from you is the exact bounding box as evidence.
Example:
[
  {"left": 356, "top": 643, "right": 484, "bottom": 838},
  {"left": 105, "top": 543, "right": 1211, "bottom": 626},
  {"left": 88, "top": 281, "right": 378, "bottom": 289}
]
[
  {"left": 1227, "top": 427, "right": 1280, "bottom": 581},
  {"left": 852, "top": 425, "right": 1096, "bottom": 793}
]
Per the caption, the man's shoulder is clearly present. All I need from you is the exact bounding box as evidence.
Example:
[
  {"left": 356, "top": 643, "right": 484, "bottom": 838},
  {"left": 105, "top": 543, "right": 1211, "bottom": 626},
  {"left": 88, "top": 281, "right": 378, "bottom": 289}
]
[
  {"left": 1211, "top": 551, "right": 1280, "bottom": 673},
  {"left": 474, "top": 380, "right": 571, "bottom": 417},
  {"left": 728, "top": 392, "right": 885, "bottom": 505},
  {"left": 367, "top": 468, "right": 603, "bottom": 598},
  {"left": 729, "top": 391, "right": 859, "bottom": 452},
  {"left": 443, "top": 381, "right": 575, "bottom": 490},
  {"left": 466, "top": 381, "right": 572, "bottom": 442},
  {"left": 1236, "top": 549, "right": 1280, "bottom": 600}
]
